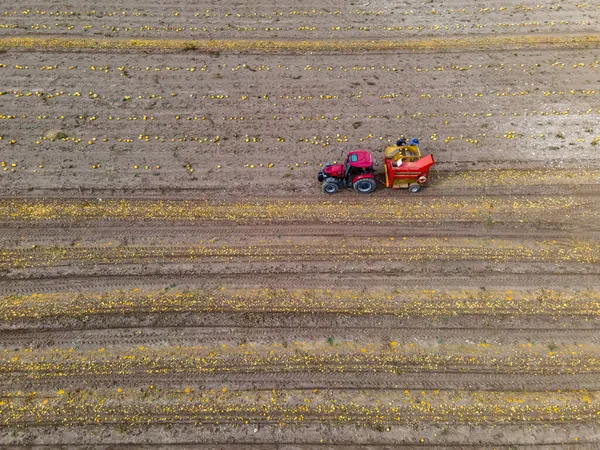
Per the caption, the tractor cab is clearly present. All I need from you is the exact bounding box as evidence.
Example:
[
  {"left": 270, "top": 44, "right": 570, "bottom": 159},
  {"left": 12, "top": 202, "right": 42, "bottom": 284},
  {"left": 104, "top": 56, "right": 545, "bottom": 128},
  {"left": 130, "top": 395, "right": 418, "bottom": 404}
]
[
  {"left": 346, "top": 150, "right": 374, "bottom": 169},
  {"left": 343, "top": 150, "right": 375, "bottom": 183}
]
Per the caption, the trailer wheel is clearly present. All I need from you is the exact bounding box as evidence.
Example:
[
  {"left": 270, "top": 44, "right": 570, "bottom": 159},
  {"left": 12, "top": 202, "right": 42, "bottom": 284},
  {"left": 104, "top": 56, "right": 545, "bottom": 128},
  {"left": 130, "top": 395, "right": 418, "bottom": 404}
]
[
  {"left": 322, "top": 181, "right": 339, "bottom": 194},
  {"left": 408, "top": 183, "right": 422, "bottom": 193},
  {"left": 354, "top": 178, "right": 376, "bottom": 194}
]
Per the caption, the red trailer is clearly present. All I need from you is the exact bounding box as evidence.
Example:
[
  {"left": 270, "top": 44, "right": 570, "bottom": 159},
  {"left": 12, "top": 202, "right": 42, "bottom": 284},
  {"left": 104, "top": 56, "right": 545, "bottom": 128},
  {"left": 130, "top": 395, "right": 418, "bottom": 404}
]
[{"left": 383, "top": 143, "right": 436, "bottom": 193}]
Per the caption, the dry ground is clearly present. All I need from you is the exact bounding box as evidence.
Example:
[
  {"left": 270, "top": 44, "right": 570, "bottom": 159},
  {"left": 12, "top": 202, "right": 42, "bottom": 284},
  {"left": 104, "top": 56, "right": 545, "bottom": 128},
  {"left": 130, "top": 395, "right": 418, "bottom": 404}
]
[{"left": 1, "top": 0, "right": 600, "bottom": 448}]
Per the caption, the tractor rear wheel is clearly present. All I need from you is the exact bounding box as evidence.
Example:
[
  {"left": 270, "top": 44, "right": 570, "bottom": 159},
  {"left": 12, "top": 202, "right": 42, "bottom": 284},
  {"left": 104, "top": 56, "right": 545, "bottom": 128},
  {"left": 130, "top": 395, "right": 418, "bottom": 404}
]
[
  {"left": 408, "top": 183, "right": 422, "bottom": 193},
  {"left": 322, "top": 181, "right": 339, "bottom": 194},
  {"left": 353, "top": 178, "right": 376, "bottom": 194}
]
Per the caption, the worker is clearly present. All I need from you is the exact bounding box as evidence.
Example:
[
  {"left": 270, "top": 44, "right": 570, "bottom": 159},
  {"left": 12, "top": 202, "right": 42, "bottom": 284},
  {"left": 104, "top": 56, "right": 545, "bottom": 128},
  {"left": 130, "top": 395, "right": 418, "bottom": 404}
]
[
  {"left": 396, "top": 138, "right": 407, "bottom": 147},
  {"left": 408, "top": 137, "right": 420, "bottom": 147}
]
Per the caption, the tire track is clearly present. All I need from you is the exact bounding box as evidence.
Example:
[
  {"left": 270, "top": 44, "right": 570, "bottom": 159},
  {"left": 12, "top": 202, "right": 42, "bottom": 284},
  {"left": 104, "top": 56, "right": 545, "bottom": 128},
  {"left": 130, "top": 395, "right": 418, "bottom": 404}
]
[
  {"left": 2, "top": 311, "right": 597, "bottom": 335},
  {"left": 0, "top": 223, "right": 596, "bottom": 243},
  {"left": 2, "top": 371, "right": 600, "bottom": 392},
  {"left": 1, "top": 325, "right": 598, "bottom": 348},
  {"left": 2, "top": 272, "right": 599, "bottom": 295},
  {"left": 3, "top": 183, "right": 600, "bottom": 200}
]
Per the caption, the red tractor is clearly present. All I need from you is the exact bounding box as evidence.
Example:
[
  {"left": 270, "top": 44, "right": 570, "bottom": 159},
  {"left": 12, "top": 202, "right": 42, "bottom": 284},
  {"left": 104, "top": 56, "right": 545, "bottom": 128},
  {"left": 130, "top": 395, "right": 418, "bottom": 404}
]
[
  {"left": 317, "top": 150, "right": 378, "bottom": 194},
  {"left": 317, "top": 138, "right": 435, "bottom": 194}
]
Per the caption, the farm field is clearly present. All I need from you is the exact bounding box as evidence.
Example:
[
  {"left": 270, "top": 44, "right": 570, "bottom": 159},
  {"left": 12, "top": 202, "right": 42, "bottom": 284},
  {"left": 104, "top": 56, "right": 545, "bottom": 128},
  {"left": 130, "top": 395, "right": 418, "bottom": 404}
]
[{"left": 1, "top": 0, "right": 600, "bottom": 447}]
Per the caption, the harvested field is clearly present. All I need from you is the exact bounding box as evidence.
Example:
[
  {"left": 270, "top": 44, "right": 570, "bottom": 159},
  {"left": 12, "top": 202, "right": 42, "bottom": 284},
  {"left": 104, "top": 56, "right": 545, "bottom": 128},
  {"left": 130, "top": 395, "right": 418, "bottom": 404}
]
[{"left": 1, "top": 0, "right": 600, "bottom": 447}]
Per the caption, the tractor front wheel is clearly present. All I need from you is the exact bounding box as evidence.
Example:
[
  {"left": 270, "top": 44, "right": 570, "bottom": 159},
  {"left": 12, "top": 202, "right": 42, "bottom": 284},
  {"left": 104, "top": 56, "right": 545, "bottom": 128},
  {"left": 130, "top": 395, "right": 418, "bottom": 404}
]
[
  {"left": 408, "top": 183, "right": 422, "bottom": 193},
  {"left": 353, "top": 178, "right": 376, "bottom": 194},
  {"left": 322, "top": 181, "right": 339, "bottom": 194}
]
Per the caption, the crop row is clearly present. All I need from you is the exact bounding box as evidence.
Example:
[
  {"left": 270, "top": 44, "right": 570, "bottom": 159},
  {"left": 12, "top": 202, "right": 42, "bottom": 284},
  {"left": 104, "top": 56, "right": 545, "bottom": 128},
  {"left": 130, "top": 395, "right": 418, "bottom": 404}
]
[
  {"left": 0, "top": 197, "right": 587, "bottom": 222},
  {"left": 0, "top": 388, "right": 598, "bottom": 426},
  {"left": 2, "top": 111, "right": 596, "bottom": 120},
  {"left": 2, "top": 35, "right": 598, "bottom": 54},
  {"left": 2, "top": 130, "right": 597, "bottom": 146},
  {"left": 2, "top": 60, "right": 598, "bottom": 73},
  {"left": 2, "top": 108, "right": 596, "bottom": 123},
  {"left": 2, "top": 344, "right": 600, "bottom": 378},
  {"left": 0, "top": 111, "right": 597, "bottom": 127},
  {"left": 4, "top": 21, "right": 592, "bottom": 34},
  {"left": 0, "top": 115, "right": 597, "bottom": 130},
  {"left": 2, "top": 287, "right": 600, "bottom": 323},
  {"left": 1, "top": 5, "right": 593, "bottom": 18},
  {"left": 2, "top": 89, "right": 597, "bottom": 100}
]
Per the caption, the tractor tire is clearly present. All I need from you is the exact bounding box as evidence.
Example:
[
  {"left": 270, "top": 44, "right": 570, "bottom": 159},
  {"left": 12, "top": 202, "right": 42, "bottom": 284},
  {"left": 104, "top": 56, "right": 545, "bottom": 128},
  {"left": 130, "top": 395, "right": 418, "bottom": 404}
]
[
  {"left": 408, "top": 183, "right": 422, "bottom": 193},
  {"left": 322, "top": 181, "right": 339, "bottom": 194},
  {"left": 353, "top": 178, "right": 376, "bottom": 194}
]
